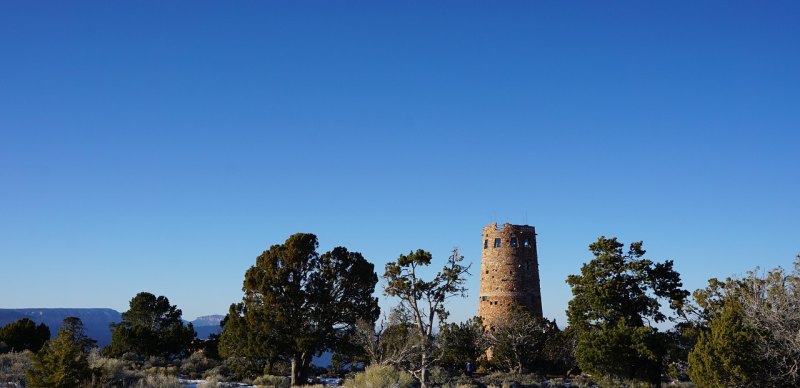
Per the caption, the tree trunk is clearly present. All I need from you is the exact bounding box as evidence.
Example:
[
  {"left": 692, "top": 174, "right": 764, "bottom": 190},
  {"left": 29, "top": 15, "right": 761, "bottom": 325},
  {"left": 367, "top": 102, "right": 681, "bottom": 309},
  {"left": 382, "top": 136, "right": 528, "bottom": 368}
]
[
  {"left": 290, "top": 353, "right": 301, "bottom": 386},
  {"left": 419, "top": 352, "right": 429, "bottom": 388},
  {"left": 290, "top": 352, "right": 311, "bottom": 386}
]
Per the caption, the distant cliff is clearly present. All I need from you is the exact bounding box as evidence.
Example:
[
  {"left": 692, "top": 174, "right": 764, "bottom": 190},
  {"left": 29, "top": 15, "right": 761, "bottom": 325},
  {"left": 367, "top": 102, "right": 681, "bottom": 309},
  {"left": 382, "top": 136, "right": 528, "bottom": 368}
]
[
  {"left": 191, "top": 315, "right": 224, "bottom": 339},
  {"left": 0, "top": 308, "right": 121, "bottom": 346}
]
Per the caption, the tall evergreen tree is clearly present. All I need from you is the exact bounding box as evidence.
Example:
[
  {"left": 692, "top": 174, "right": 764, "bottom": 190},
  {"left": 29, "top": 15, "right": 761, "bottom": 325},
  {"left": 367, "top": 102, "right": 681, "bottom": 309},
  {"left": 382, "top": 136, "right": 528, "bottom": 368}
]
[
  {"left": 688, "top": 300, "right": 759, "bottom": 387},
  {"left": 220, "top": 233, "right": 380, "bottom": 386},
  {"left": 27, "top": 318, "right": 91, "bottom": 388},
  {"left": 107, "top": 292, "right": 196, "bottom": 358},
  {"left": 566, "top": 237, "right": 688, "bottom": 386}
]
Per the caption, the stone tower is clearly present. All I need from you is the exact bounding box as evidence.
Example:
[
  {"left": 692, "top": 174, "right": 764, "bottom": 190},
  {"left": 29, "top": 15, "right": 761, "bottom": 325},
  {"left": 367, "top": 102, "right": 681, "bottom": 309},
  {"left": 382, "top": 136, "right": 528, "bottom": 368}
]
[{"left": 478, "top": 222, "right": 542, "bottom": 330}]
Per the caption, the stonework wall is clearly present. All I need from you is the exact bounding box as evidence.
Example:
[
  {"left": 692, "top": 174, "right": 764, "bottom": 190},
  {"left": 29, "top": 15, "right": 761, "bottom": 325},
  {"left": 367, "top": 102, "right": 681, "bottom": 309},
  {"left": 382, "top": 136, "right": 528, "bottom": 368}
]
[{"left": 478, "top": 223, "right": 542, "bottom": 330}]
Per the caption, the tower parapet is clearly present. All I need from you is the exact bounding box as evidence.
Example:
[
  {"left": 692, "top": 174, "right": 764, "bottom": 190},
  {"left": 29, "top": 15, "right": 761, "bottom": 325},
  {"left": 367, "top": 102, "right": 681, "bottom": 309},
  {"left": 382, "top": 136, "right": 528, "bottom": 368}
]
[{"left": 478, "top": 223, "right": 542, "bottom": 330}]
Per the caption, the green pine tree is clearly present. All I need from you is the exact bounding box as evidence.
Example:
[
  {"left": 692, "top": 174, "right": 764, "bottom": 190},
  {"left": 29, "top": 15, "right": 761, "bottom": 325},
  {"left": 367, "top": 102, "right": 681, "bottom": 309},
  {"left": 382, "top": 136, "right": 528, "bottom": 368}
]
[
  {"left": 688, "top": 296, "right": 761, "bottom": 386},
  {"left": 27, "top": 318, "right": 91, "bottom": 388}
]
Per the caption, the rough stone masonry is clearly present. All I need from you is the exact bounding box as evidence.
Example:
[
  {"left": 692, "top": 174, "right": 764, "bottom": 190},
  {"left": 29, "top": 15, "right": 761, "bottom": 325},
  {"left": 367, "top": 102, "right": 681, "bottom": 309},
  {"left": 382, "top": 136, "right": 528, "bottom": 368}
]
[{"left": 478, "top": 223, "right": 543, "bottom": 330}]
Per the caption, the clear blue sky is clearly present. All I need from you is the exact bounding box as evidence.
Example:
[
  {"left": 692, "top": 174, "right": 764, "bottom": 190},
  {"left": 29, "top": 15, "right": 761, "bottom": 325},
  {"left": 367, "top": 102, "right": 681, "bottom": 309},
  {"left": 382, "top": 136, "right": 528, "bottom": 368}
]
[{"left": 2, "top": 1, "right": 798, "bottom": 327}]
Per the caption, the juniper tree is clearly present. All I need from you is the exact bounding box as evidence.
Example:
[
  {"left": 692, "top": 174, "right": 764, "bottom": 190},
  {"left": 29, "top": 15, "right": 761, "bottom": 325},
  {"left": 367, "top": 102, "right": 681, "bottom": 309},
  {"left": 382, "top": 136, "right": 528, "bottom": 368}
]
[
  {"left": 221, "top": 233, "right": 380, "bottom": 386},
  {"left": 566, "top": 237, "right": 688, "bottom": 386}
]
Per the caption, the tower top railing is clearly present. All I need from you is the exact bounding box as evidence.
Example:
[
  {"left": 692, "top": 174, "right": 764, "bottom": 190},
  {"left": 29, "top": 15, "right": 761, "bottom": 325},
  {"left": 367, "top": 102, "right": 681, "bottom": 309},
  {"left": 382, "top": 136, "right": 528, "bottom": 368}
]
[{"left": 486, "top": 223, "right": 535, "bottom": 233}]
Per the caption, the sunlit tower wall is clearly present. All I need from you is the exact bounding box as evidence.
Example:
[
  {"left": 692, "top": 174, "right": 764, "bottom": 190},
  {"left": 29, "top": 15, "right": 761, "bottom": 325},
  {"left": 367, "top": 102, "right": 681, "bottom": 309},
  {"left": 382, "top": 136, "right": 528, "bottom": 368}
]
[{"left": 478, "top": 222, "right": 543, "bottom": 330}]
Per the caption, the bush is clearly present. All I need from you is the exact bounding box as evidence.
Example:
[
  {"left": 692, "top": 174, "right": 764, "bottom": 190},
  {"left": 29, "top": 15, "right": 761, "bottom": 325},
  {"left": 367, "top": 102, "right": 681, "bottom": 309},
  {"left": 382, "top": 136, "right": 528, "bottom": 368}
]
[
  {"left": 343, "top": 365, "right": 415, "bottom": 388},
  {"left": 88, "top": 348, "right": 137, "bottom": 386},
  {"left": 203, "top": 364, "right": 234, "bottom": 382},
  {"left": 181, "top": 351, "right": 220, "bottom": 378},
  {"left": 429, "top": 366, "right": 455, "bottom": 386},
  {"left": 252, "top": 374, "right": 291, "bottom": 388},
  {"left": 0, "top": 351, "right": 33, "bottom": 386},
  {"left": 131, "top": 373, "right": 181, "bottom": 388},
  {"left": 198, "top": 374, "right": 221, "bottom": 388},
  {"left": 440, "top": 374, "right": 480, "bottom": 388},
  {"left": 223, "top": 356, "right": 262, "bottom": 381},
  {"left": 476, "top": 372, "right": 543, "bottom": 388}
]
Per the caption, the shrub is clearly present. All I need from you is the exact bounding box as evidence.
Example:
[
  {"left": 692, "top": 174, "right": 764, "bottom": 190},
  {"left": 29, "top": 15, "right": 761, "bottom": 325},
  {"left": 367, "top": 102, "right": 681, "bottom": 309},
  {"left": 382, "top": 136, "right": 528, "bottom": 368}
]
[
  {"left": 88, "top": 348, "right": 137, "bottom": 386},
  {"left": 131, "top": 373, "right": 181, "bottom": 388},
  {"left": 440, "top": 374, "right": 480, "bottom": 388},
  {"left": 181, "top": 351, "right": 220, "bottom": 378},
  {"left": 343, "top": 365, "right": 415, "bottom": 388},
  {"left": 198, "top": 374, "right": 221, "bottom": 388},
  {"left": 223, "top": 356, "right": 262, "bottom": 381},
  {"left": 203, "top": 364, "right": 233, "bottom": 381},
  {"left": 0, "top": 350, "right": 33, "bottom": 386},
  {"left": 476, "top": 372, "right": 545, "bottom": 388},
  {"left": 252, "top": 374, "right": 291, "bottom": 388},
  {"left": 429, "top": 366, "right": 455, "bottom": 386}
]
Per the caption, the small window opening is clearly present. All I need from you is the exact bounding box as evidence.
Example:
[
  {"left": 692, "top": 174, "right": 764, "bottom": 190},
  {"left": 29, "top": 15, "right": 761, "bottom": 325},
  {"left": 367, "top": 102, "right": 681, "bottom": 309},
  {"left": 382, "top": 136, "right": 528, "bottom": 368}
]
[
  {"left": 483, "top": 239, "right": 488, "bottom": 249},
  {"left": 494, "top": 238, "right": 501, "bottom": 248},
  {"left": 523, "top": 239, "right": 531, "bottom": 248},
  {"left": 510, "top": 238, "right": 518, "bottom": 248}
]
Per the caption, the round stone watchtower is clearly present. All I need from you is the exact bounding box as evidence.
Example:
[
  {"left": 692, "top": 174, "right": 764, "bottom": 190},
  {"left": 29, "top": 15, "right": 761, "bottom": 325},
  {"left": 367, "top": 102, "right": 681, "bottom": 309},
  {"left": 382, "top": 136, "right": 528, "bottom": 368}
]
[{"left": 478, "top": 223, "right": 543, "bottom": 330}]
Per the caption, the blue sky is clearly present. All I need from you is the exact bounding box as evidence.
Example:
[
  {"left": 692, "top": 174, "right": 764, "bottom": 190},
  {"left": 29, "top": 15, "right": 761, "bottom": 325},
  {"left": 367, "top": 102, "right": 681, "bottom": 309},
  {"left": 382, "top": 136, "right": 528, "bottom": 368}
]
[{"left": 1, "top": 1, "right": 798, "bottom": 327}]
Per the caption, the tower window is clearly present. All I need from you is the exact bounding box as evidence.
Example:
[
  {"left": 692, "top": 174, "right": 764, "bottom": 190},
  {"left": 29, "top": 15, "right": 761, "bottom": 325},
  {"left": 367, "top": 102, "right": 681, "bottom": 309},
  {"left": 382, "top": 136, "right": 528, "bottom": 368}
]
[
  {"left": 510, "top": 238, "right": 518, "bottom": 248},
  {"left": 483, "top": 239, "right": 488, "bottom": 249},
  {"left": 523, "top": 238, "right": 531, "bottom": 248},
  {"left": 493, "top": 238, "right": 501, "bottom": 248}
]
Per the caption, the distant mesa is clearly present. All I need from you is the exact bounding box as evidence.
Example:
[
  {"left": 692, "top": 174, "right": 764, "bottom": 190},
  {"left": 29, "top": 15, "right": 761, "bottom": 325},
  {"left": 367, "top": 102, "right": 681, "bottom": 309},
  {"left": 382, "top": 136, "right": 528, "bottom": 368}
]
[
  {"left": 191, "top": 315, "right": 224, "bottom": 339},
  {"left": 191, "top": 314, "right": 225, "bottom": 327}
]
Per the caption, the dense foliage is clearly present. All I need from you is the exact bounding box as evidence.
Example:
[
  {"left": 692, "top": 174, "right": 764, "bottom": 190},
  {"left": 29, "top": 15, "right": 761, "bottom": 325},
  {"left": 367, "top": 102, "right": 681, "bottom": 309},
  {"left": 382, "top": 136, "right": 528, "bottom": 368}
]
[
  {"left": 489, "top": 307, "right": 559, "bottom": 374},
  {"left": 437, "top": 316, "right": 487, "bottom": 373},
  {"left": 107, "top": 292, "right": 196, "bottom": 359},
  {"left": 0, "top": 318, "right": 50, "bottom": 353},
  {"left": 27, "top": 317, "right": 92, "bottom": 388},
  {"left": 688, "top": 257, "right": 800, "bottom": 386},
  {"left": 566, "top": 237, "right": 689, "bottom": 386},
  {"left": 219, "top": 233, "right": 380, "bottom": 386}
]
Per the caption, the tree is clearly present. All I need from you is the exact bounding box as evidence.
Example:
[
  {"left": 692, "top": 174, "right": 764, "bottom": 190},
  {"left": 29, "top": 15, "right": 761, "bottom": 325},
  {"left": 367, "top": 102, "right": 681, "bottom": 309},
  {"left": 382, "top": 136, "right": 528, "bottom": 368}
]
[
  {"left": 437, "top": 316, "right": 488, "bottom": 373},
  {"left": 489, "top": 307, "right": 559, "bottom": 374},
  {"left": 60, "top": 317, "right": 97, "bottom": 353},
  {"left": 687, "top": 256, "right": 800, "bottom": 386},
  {"left": 218, "top": 302, "right": 282, "bottom": 379},
  {"left": 566, "top": 237, "right": 689, "bottom": 386},
  {"left": 27, "top": 318, "right": 91, "bottom": 388},
  {"left": 547, "top": 326, "right": 579, "bottom": 377},
  {"left": 352, "top": 307, "right": 422, "bottom": 371},
  {"left": 220, "top": 233, "right": 380, "bottom": 386},
  {"left": 0, "top": 318, "right": 50, "bottom": 353},
  {"left": 383, "top": 248, "right": 470, "bottom": 388},
  {"left": 688, "top": 300, "right": 759, "bottom": 387},
  {"left": 737, "top": 257, "right": 800, "bottom": 386},
  {"left": 107, "top": 292, "right": 196, "bottom": 359}
]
